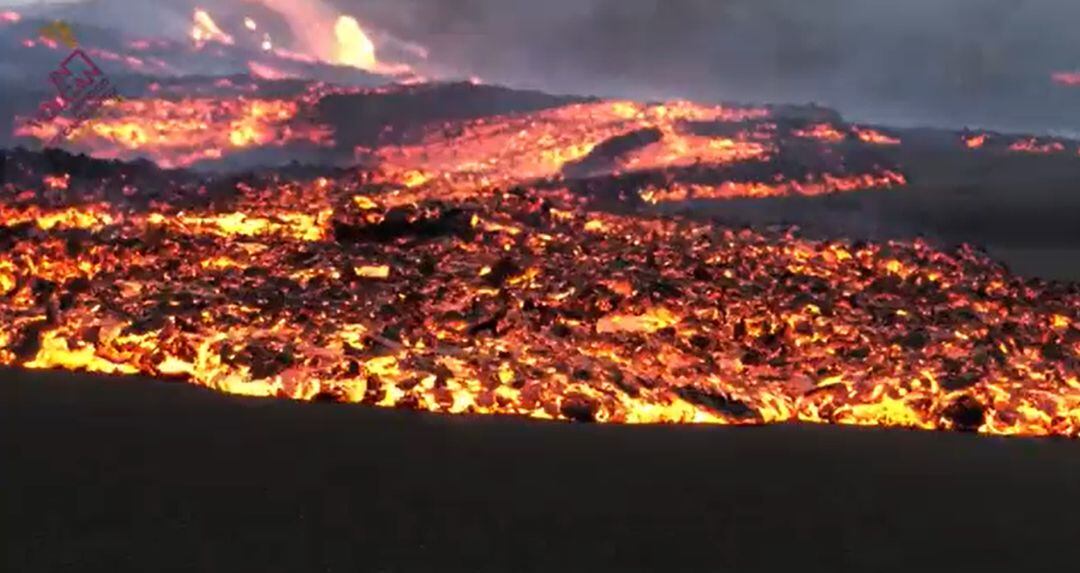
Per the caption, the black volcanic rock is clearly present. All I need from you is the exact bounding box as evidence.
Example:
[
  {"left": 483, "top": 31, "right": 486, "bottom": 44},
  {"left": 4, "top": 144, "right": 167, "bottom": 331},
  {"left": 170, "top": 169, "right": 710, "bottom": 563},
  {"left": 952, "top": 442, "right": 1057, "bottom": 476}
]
[
  {"left": 562, "top": 127, "right": 664, "bottom": 179},
  {"left": 317, "top": 82, "right": 590, "bottom": 149}
]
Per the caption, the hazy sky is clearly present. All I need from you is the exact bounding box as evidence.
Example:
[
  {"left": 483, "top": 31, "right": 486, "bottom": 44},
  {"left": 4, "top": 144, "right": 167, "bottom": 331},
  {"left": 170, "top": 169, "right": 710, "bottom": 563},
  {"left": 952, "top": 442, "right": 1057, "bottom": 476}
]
[
  {"left": 9, "top": 0, "right": 1080, "bottom": 133},
  {"left": 0, "top": 0, "right": 81, "bottom": 5},
  {"left": 330, "top": 0, "right": 1080, "bottom": 132}
]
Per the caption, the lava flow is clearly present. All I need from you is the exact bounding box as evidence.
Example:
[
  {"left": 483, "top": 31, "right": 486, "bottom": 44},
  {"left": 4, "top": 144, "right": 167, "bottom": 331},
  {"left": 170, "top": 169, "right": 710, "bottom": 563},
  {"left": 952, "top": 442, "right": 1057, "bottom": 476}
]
[
  {"left": 0, "top": 137, "right": 1077, "bottom": 437},
  {"left": 14, "top": 83, "right": 339, "bottom": 169},
  {"left": 13, "top": 81, "right": 907, "bottom": 194}
]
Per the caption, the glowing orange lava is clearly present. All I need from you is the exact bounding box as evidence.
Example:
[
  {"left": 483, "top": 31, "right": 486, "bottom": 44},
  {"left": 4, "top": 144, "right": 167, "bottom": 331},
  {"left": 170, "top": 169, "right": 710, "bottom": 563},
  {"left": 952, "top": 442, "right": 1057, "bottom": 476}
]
[
  {"left": 854, "top": 127, "right": 900, "bottom": 145},
  {"left": 0, "top": 175, "right": 1075, "bottom": 435},
  {"left": 4, "top": 77, "right": 1080, "bottom": 437},
  {"left": 1009, "top": 138, "right": 1065, "bottom": 154},
  {"left": 1052, "top": 71, "right": 1080, "bottom": 86},
  {"left": 794, "top": 123, "right": 847, "bottom": 143},
  {"left": 15, "top": 90, "right": 334, "bottom": 168},
  {"left": 639, "top": 171, "right": 907, "bottom": 203},
  {"left": 369, "top": 100, "right": 772, "bottom": 184}
]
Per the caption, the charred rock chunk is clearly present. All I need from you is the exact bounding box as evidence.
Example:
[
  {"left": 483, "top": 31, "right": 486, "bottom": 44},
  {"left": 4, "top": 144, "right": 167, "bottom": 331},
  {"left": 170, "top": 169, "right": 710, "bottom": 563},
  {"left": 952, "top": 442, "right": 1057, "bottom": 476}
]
[
  {"left": 9, "top": 320, "right": 50, "bottom": 363},
  {"left": 674, "top": 386, "right": 758, "bottom": 421},
  {"left": 562, "top": 127, "right": 664, "bottom": 180},
  {"left": 560, "top": 394, "right": 600, "bottom": 423},
  {"left": 942, "top": 395, "right": 986, "bottom": 432},
  {"left": 899, "top": 329, "right": 930, "bottom": 350},
  {"left": 485, "top": 257, "right": 521, "bottom": 287},
  {"left": 941, "top": 372, "right": 981, "bottom": 391},
  {"left": 333, "top": 207, "right": 473, "bottom": 243},
  {"left": 1042, "top": 342, "right": 1068, "bottom": 361}
]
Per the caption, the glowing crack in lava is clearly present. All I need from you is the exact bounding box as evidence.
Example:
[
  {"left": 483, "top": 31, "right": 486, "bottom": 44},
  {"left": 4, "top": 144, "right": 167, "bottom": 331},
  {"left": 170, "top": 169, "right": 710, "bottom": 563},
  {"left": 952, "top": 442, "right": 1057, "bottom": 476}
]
[{"left": 0, "top": 163, "right": 1076, "bottom": 436}]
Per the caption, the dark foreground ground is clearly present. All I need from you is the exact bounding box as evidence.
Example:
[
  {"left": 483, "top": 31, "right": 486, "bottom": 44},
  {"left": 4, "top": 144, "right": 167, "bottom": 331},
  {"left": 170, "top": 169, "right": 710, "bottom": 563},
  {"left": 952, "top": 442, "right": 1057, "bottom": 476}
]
[{"left": 4, "top": 368, "right": 1080, "bottom": 572}]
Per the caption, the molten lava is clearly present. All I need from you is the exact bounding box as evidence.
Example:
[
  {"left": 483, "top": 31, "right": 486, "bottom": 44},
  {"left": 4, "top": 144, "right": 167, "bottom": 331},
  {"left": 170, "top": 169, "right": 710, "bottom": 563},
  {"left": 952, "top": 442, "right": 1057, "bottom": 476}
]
[
  {"left": 1052, "top": 71, "right": 1080, "bottom": 87},
  {"left": 4, "top": 77, "right": 1076, "bottom": 437},
  {"left": 964, "top": 134, "right": 987, "bottom": 149},
  {"left": 794, "top": 123, "right": 847, "bottom": 143},
  {"left": 14, "top": 85, "right": 904, "bottom": 188},
  {"left": 1009, "top": 138, "right": 1066, "bottom": 154},
  {"left": 0, "top": 143, "right": 1076, "bottom": 436},
  {"left": 15, "top": 87, "right": 335, "bottom": 168},
  {"left": 367, "top": 100, "right": 772, "bottom": 183},
  {"left": 854, "top": 127, "right": 901, "bottom": 145},
  {"left": 638, "top": 171, "right": 907, "bottom": 203}
]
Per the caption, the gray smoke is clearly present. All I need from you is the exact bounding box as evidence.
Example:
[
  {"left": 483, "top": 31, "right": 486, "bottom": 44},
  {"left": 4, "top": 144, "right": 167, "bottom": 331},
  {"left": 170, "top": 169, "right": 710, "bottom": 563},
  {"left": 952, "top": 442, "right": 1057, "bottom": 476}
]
[
  {"left": 16, "top": 0, "right": 1080, "bottom": 134},
  {"left": 332, "top": 0, "right": 1080, "bottom": 134}
]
